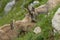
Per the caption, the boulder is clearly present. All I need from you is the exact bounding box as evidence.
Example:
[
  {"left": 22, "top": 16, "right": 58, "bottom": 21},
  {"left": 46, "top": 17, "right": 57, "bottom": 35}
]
[
  {"left": 4, "top": 0, "right": 15, "bottom": 14},
  {"left": 52, "top": 8, "right": 60, "bottom": 33}
]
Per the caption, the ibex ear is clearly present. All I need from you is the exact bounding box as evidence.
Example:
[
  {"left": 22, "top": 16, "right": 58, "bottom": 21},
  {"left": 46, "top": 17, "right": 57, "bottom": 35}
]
[
  {"left": 26, "top": 6, "right": 32, "bottom": 15},
  {"left": 10, "top": 19, "right": 15, "bottom": 30}
]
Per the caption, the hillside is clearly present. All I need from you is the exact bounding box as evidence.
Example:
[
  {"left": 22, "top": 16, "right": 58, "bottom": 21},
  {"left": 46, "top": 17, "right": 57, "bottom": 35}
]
[{"left": 0, "top": 0, "right": 60, "bottom": 40}]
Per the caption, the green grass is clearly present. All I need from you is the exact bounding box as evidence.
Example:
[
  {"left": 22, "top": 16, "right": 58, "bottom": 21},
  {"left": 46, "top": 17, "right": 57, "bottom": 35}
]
[{"left": 0, "top": 0, "right": 60, "bottom": 40}]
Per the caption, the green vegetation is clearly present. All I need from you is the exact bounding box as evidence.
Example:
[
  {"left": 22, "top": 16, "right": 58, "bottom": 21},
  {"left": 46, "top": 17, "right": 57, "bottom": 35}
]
[{"left": 0, "top": 0, "right": 60, "bottom": 40}]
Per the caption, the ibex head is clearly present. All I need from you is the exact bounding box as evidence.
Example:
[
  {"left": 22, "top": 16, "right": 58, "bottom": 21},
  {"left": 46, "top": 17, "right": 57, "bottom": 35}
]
[{"left": 26, "top": 5, "right": 37, "bottom": 23}]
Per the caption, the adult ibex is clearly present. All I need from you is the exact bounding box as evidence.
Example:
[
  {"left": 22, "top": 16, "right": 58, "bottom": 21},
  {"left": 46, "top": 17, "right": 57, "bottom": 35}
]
[{"left": 26, "top": 0, "right": 60, "bottom": 17}]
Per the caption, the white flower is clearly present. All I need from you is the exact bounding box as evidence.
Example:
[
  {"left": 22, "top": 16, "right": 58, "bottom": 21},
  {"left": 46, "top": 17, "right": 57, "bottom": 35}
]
[{"left": 33, "top": 26, "right": 41, "bottom": 34}]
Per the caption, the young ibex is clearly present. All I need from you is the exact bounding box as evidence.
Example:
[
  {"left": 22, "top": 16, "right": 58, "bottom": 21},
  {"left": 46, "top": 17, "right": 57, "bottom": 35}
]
[{"left": 15, "top": 13, "right": 36, "bottom": 37}]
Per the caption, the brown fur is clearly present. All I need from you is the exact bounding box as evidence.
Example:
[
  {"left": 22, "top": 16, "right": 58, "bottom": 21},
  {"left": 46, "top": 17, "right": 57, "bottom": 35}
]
[
  {"left": 35, "top": 4, "right": 48, "bottom": 15},
  {"left": 15, "top": 14, "right": 36, "bottom": 37},
  {"left": 0, "top": 24, "right": 11, "bottom": 33},
  {"left": 29, "top": 0, "right": 60, "bottom": 16}
]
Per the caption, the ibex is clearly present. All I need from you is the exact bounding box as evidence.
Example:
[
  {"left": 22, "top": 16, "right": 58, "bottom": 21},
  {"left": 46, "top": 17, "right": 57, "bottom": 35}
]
[
  {"left": 15, "top": 13, "right": 36, "bottom": 37},
  {"left": 15, "top": 6, "right": 37, "bottom": 37},
  {"left": 26, "top": 0, "right": 60, "bottom": 17},
  {"left": 25, "top": 3, "right": 49, "bottom": 23}
]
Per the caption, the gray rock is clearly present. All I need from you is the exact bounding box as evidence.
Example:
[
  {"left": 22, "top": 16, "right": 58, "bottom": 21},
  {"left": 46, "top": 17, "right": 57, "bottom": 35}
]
[
  {"left": 4, "top": 0, "right": 15, "bottom": 14},
  {"left": 52, "top": 8, "right": 60, "bottom": 33},
  {"left": 47, "top": 0, "right": 60, "bottom": 10}
]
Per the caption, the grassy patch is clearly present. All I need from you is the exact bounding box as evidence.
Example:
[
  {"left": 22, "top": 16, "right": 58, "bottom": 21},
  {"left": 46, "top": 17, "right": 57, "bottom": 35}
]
[{"left": 0, "top": 0, "right": 60, "bottom": 40}]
